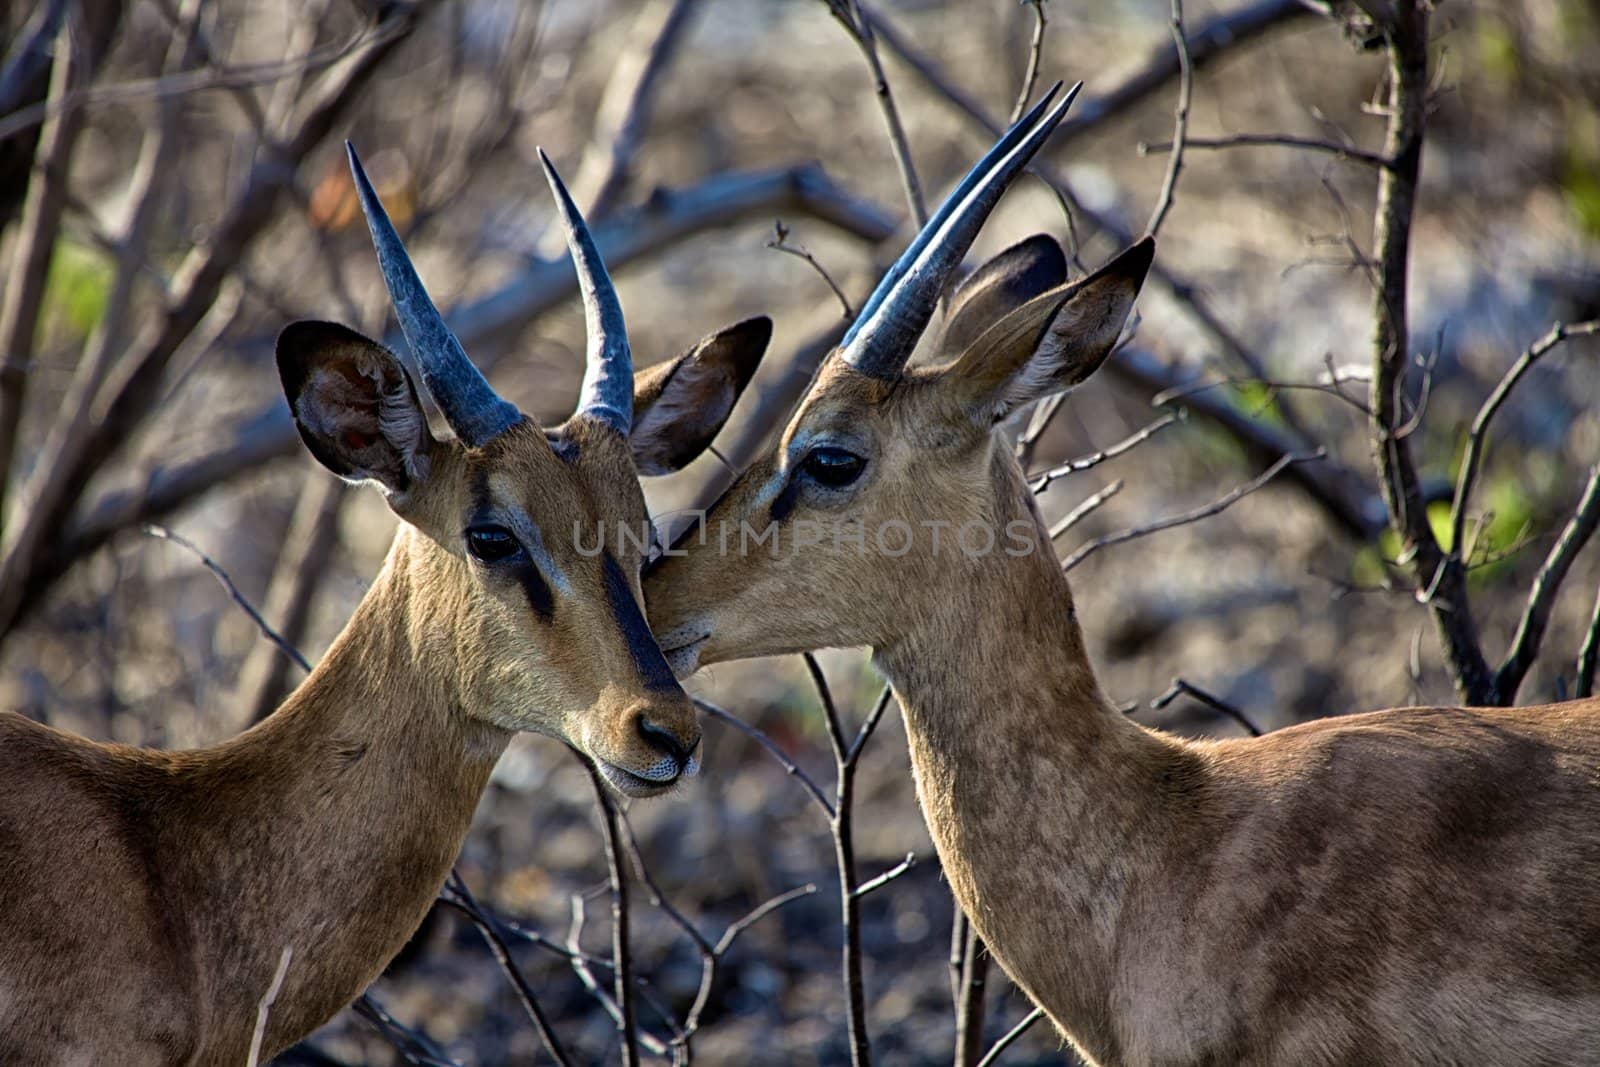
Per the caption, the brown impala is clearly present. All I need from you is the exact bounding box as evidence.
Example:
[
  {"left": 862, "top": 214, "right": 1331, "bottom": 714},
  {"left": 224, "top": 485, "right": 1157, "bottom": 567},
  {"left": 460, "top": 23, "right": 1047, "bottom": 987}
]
[
  {"left": 0, "top": 146, "right": 769, "bottom": 1064},
  {"left": 644, "top": 85, "right": 1600, "bottom": 1066}
]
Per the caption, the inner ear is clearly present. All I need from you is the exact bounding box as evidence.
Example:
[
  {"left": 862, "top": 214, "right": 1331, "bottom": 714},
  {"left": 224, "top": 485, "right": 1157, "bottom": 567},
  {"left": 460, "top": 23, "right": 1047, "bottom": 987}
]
[
  {"left": 938, "top": 234, "right": 1068, "bottom": 360},
  {"left": 629, "top": 316, "right": 771, "bottom": 475},
  {"left": 277, "top": 320, "right": 434, "bottom": 496}
]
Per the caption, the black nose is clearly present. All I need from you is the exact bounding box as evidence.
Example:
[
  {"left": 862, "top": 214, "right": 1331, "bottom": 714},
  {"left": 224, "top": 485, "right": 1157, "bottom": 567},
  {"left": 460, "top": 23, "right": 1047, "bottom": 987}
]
[{"left": 636, "top": 715, "right": 698, "bottom": 763}]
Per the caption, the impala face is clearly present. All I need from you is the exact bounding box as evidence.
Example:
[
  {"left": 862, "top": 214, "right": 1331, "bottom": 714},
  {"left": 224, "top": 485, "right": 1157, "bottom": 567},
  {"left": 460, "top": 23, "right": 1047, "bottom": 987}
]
[
  {"left": 277, "top": 146, "right": 769, "bottom": 796},
  {"left": 642, "top": 87, "right": 1152, "bottom": 679}
]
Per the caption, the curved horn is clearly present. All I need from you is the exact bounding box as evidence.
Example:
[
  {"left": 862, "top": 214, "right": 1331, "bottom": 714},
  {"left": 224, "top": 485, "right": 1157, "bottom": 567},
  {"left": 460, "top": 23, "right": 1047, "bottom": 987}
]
[
  {"left": 838, "top": 81, "right": 1081, "bottom": 380},
  {"left": 346, "top": 142, "right": 522, "bottom": 447},
  {"left": 538, "top": 149, "right": 632, "bottom": 436}
]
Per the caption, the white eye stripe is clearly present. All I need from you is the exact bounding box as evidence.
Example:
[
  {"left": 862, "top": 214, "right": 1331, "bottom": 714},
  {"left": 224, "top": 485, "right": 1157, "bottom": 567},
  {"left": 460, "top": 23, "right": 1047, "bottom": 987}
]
[{"left": 502, "top": 506, "right": 572, "bottom": 595}]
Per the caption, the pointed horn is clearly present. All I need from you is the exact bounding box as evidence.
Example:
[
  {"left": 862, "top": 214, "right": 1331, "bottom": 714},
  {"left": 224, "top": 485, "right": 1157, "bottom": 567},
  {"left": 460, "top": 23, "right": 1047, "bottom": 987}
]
[
  {"left": 346, "top": 142, "right": 521, "bottom": 447},
  {"left": 838, "top": 81, "right": 1082, "bottom": 379},
  {"left": 538, "top": 148, "right": 632, "bottom": 436}
]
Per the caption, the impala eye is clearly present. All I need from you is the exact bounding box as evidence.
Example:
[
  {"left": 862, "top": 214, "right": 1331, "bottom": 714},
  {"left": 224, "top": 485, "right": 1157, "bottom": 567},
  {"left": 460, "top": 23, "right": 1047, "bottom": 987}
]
[
  {"left": 466, "top": 525, "right": 522, "bottom": 563},
  {"left": 802, "top": 446, "right": 866, "bottom": 489}
]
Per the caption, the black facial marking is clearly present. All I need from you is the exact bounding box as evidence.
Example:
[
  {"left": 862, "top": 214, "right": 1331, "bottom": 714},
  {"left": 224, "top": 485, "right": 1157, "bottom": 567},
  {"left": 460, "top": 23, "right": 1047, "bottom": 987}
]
[
  {"left": 519, "top": 564, "right": 555, "bottom": 623},
  {"left": 769, "top": 476, "right": 801, "bottom": 524},
  {"left": 602, "top": 553, "right": 677, "bottom": 693}
]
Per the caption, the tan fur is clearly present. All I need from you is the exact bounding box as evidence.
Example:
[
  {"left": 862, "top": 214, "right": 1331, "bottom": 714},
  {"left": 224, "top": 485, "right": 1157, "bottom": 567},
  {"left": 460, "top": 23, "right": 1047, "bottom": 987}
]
[
  {"left": 0, "top": 317, "right": 768, "bottom": 1065},
  {"left": 645, "top": 242, "right": 1600, "bottom": 1065}
]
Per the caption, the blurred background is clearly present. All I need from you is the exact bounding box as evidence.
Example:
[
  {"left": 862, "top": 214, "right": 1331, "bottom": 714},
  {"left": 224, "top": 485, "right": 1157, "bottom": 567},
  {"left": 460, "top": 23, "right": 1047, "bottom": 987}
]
[{"left": 1, "top": 0, "right": 1598, "bottom": 1062}]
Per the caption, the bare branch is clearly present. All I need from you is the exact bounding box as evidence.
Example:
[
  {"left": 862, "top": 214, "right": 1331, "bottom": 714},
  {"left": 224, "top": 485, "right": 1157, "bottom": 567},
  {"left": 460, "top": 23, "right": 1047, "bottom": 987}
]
[
  {"left": 1577, "top": 585, "right": 1600, "bottom": 700},
  {"left": 0, "top": 12, "right": 405, "bottom": 144},
  {"left": 1140, "top": 132, "right": 1389, "bottom": 169},
  {"left": 852, "top": 852, "right": 916, "bottom": 899},
  {"left": 1449, "top": 320, "right": 1600, "bottom": 564},
  {"left": 0, "top": 9, "right": 86, "bottom": 527},
  {"left": 973, "top": 1007, "right": 1045, "bottom": 1067},
  {"left": 695, "top": 698, "right": 834, "bottom": 816},
  {"left": 353, "top": 995, "right": 460, "bottom": 1067},
  {"left": 825, "top": 0, "right": 927, "bottom": 225},
  {"left": 1152, "top": 677, "right": 1264, "bottom": 736},
  {"left": 1364, "top": 4, "right": 1493, "bottom": 703},
  {"left": 143, "top": 525, "right": 311, "bottom": 673},
  {"left": 768, "top": 220, "right": 855, "bottom": 320},
  {"left": 245, "top": 946, "right": 293, "bottom": 1067},
  {"left": 953, "top": 920, "right": 990, "bottom": 1067},
  {"left": 1062, "top": 450, "right": 1322, "bottom": 572},
  {"left": 555, "top": 0, "right": 696, "bottom": 225},
  {"left": 1494, "top": 465, "right": 1600, "bottom": 704},
  {"left": 588, "top": 769, "right": 640, "bottom": 1067},
  {"left": 1048, "top": 480, "right": 1124, "bottom": 541},
  {"left": 1008, "top": 1, "right": 1049, "bottom": 126},
  {"left": 440, "top": 871, "right": 572, "bottom": 1066},
  {"left": 1029, "top": 413, "right": 1180, "bottom": 494},
  {"left": 1144, "top": 0, "right": 1191, "bottom": 238},
  {"left": 0, "top": 1, "right": 427, "bottom": 642}
]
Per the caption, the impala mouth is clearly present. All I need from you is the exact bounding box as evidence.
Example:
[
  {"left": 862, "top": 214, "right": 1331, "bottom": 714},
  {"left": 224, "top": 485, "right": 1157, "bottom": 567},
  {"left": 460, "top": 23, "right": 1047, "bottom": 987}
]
[
  {"left": 594, "top": 749, "right": 701, "bottom": 799},
  {"left": 659, "top": 633, "right": 709, "bottom": 678}
]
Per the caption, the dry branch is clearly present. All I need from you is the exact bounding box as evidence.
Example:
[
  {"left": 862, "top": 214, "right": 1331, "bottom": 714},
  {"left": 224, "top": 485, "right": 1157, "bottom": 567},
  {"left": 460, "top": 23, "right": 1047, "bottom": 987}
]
[
  {"left": 1494, "top": 465, "right": 1600, "bottom": 704},
  {"left": 1140, "top": 132, "right": 1389, "bottom": 169},
  {"left": 1062, "top": 450, "right": 1320, "bottom": 572},
  {"left": 1363, "top": 3, "right": 1494, "bottom": 703}
]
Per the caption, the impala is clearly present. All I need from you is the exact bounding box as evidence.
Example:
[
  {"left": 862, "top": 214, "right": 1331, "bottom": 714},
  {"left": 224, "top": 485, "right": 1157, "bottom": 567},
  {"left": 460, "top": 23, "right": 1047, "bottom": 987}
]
[
  {"left": 0, "top": 146, "right": 770, "bottom": 1065},
  {"left": 645, "top": 87, "right": 1600, "bottom": 1065}
]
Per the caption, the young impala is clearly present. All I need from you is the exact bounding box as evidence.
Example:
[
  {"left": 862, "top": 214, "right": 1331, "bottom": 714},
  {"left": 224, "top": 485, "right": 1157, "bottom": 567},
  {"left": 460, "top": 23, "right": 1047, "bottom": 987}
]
[
  {"left": 0, "top": 146, "right": 769, "bottom": 1065},
  {"left": 645, "top": 86, "right": 1600, "bottom": 1066}
]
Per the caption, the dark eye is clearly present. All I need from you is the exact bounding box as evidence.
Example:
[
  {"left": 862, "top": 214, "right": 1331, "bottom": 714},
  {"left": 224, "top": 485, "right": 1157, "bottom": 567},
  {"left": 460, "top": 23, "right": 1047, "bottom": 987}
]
[
  {"left": 802, "top": 446, "right": 866, "bottom": 489},
  {"left": 466, "top": 525, "right": 523, "bottom": 563}
]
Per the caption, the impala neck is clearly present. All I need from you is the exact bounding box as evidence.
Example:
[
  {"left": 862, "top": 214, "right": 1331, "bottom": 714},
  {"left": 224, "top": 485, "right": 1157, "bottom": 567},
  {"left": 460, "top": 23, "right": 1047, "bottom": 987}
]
[
  {"left": 872, "top": 446, "right": 1189, "bottom": 1053},
  {"left": 167, "top": 528, "right": 511, "bottom": 1056}
]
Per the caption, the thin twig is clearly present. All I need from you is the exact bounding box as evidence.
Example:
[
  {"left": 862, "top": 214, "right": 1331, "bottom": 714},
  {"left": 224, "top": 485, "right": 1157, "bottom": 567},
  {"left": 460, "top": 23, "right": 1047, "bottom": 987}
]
[
  {"left": 973, "top": 1008, "right": 1046, "bottom": 1067},
  {"left": 1144, "top": 0, "right": 1191, "bottom": 238},
  {"left": 1029, "top": 413, "right": 1180, "bottom": 494},
  {"left": 1048, "top": 480, "right": 1123, "bottom": 541},
  {"left": 1151, "top": 677, "right": 1264, "bottom": 736},
  {"left": 0, "top": 9, "right": 86, "bottom": 529},
  {"left": 0, "top": 14, "right": 405, "bottom": 143},
  {"left": 768, "top": 220, "right": 854, "bottom": 320},
  {"left": 353, "top": 996, "right": 460, "bottom": 1067},
  {"left": 1449, "top": 320, "right": 1600, "bottom": 563},
  {"left": 589, "top": 768, "right": 640, "bottom": 1067},
  {"left": 1062, "top": 451, "right": 1322, "bottom": 572},
  {"left": 694, "top": 698, "right": 834, "bottom": 816},
  {"left": 1577, "top": 584, "right": 1600, "bottom": 700},
  {"left": 143, "top": 525, "right": 311, "bottom": 672},
  {"left": 1008, "top": 1, "right": 1049, "bottom": 126},
  {"left": 1494, "top": 465, "right": 1600, "bottom": 704},
  {"left": 1139, "top": 133, "right": 1389, "bottom": 169},
  {"left": 853, "top": 852, "right": 916, "bottom": 899},
  {"left": 825, "top": 0, "right": 927, "bottom": 225},
  {"left": 246, "top": 946, "right": 294, "bottom": 1067},
  {"left": 441, "top": 871, "right": 572, "bottom": 1066},
  {"left": 953, "top": 920, "right": 990, "bottom": 1067}
]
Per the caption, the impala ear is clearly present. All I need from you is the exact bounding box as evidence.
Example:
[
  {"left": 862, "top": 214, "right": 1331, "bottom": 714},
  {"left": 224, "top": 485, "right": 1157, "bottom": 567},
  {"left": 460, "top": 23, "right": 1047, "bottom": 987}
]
[
  {"left": 277, "top": 320, "right": 434, "bottom": 498},
  {"left": 939, "top": 234, "right": 1068, "bottom": 359},
  {"left": 628, "top": 316, "right": 772, "bottom": 475},
  {"left": 945, "top": 238, "right": 1153, "bottom": 426}
]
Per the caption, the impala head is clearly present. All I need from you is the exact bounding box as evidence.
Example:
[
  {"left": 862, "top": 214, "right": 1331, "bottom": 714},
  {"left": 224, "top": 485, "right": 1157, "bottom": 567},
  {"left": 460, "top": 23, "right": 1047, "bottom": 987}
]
[
  {"left": 276, "top": 145, "right": 769, "bottom": 795},
  {"left": 645, "top": 86, "right": 1151, "bottom": 673}
]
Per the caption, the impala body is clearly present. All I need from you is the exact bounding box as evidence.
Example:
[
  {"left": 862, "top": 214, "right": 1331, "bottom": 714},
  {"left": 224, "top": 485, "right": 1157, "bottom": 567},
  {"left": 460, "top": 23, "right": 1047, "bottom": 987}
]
[
  {"left": 644, "top": 91, "right": 1600, "bottom": 1065},
  {"left": 0, "top": 148, "right": 769, "bottom": 1064}
]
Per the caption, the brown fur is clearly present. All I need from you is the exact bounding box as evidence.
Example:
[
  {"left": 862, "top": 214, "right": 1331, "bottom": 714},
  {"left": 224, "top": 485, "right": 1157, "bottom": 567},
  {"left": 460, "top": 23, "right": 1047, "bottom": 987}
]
[
  {"left": 645, "top": 239, "right": 1600, "bottom": 1065},
  {"left": 0, "top": 319, "right": 768, "bottom": 1065}
]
